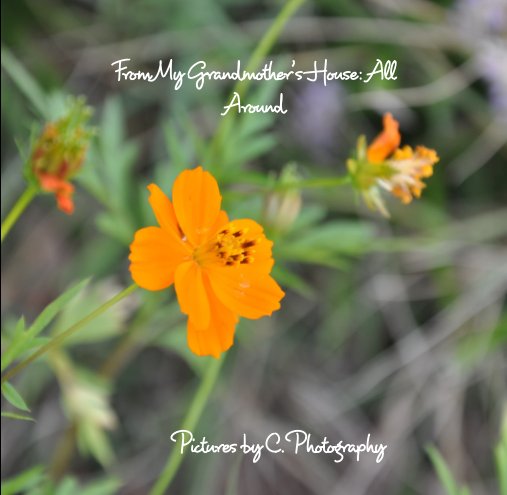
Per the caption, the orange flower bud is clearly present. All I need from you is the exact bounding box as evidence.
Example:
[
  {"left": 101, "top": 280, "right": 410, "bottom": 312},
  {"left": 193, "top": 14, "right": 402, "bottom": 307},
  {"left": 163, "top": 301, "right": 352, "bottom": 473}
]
[{"left": 29, "top": 97, "right": 93, "bottom": 214}]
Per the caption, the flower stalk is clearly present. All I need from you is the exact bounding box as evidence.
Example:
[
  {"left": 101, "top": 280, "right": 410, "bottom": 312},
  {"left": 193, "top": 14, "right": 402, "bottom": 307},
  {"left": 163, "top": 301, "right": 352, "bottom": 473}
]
[
  {"left": 1, "top": 184, "right": 38, "bottom": 243},
  {"left": 149, "top": 356, "right": 225, "bottom": 495}
]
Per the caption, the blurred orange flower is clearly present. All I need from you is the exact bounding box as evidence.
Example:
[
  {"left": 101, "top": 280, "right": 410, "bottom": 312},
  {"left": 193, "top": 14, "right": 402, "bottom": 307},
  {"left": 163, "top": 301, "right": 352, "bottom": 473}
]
[
  {"left": 30, "top": 98, "right": 93, "bottom": 214},
  {"left": 129, "top": 167, "right": 285, "bottom": 358},
  {"left": 348, "top": 113, "right": 439, "bottom": 216}
]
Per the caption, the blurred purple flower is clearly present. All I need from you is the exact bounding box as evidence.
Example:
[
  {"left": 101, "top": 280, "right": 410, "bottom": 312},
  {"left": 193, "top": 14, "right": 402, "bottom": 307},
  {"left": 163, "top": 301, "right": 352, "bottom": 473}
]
[
  {"left": 290, "top": 82, "right": 345, "bottom": 162},
  {"left": 477, "top": 41, "right": 507, "bottom": 121},
  {"left": 453, "top": 0, "right": 507, "bottom": 120}
]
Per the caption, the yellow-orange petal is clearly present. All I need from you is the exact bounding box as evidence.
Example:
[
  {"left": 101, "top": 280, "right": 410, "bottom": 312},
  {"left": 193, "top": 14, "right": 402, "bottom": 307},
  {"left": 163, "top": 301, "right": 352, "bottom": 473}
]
[
  {"left": 147, "top": 184, "right": 181, "bottom": 237},
  {"left": 367, "top": 113, "right": 401, "bottom": 164},
  {"left": 172, "top": 166, "right": 222, "bottom": 246},
  {"left": 207, "top": 267, "right": 284, "bottom": 319},
  {"left": 129, "top": 227, "right": 189, "bottom": 290},
  {"left": 187, "top": 283, "right": 238, "bottom": 358},
  {"left": 174, "top": 261, "right": 211, "bottom": 330}
]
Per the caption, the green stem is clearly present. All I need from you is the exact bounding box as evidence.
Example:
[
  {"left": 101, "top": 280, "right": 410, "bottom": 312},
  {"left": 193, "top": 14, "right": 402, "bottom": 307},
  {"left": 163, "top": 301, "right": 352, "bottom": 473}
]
[
  {"left": 1, "top": 283, "right": 138, "bottom": 384},
  {"left": 1, "top": 184, "right": 38, "bottom": 243},
  {"left": 227, "top": 174, "right": 352, "bottom": 195},
  {"left": 149, "top": 356, "right": 225, "bottom": 495},
  {"left": 208, "top": 0, "right": 306, "bottom": 166},
  {"left": 47, "top": 298, "right": 158, "bottom": 481},
  {"left": 234, "top": 0, "right": 305, "bottom": 99},
  {"left": 99, "top": 300, "right": 156, "bottom": 380},
  {"left": 273, "top": 175, "right": 352, "bottom": 191}
]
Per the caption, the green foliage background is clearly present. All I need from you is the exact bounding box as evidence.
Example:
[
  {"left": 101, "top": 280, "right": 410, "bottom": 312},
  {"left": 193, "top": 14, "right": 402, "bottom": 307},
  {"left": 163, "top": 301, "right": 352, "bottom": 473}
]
[{"left": 1, "top": 0, "right": 506, "bottom": 494}]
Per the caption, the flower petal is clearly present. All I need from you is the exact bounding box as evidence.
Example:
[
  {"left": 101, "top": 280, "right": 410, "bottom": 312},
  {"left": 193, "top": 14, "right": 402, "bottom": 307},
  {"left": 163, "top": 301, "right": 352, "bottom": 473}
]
[
  {"left": 172, "top": 167, "right": 222, "bottom": 246},
  {"left": 187, "top": 284, "right": 238, "bottom": 358},
  {"left": 207, "top": 266, "right": 284, "bottom": 319},
  {"left": 147, "top": 184, "right": 181, "bottom": 237},
  {"left": 367, "top": 113, "right": 401, "bottom": 164},
  {"left": 129, "top": 227, "right": 189, "bottom": 290},
  {"left": 174, "top": 261, "right": 211, "bottom": 330}
]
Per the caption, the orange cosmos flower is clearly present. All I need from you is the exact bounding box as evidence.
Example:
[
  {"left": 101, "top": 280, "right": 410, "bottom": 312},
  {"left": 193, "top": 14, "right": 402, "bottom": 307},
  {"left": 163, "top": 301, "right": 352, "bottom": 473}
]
[
  {"left": 347, "top": 113, "right": 439, "bottom": 217},
  {"left": 129, "top": 167, "right": 285, "bottom": 358},
  {"left": 29, "top": 97, "right": 93, "bottom": 214}
]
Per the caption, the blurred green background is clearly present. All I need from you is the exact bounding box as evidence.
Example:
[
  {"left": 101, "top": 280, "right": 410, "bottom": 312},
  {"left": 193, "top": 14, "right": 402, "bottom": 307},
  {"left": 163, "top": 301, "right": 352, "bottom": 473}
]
[{"left": 1, "top": 0, "right": 506, "bottom": 494}]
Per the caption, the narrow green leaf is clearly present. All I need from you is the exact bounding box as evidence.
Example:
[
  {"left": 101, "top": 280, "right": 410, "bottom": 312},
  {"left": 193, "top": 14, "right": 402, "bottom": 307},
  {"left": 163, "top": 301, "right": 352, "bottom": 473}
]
[
  {"left": 54, "top": 477, "right": 79, "bottom": 495},
  {"left": 1, "top": 411, "right": 35, "bottom": 422},
  {"left": 1, "top": 465, "right": 45, "bottom": 495},
  {"left": 288, "top": 221, "right": 376, "bottom": 255},
  {"left": 496, "top": 418, "right": 507, "bottom": 495},
  {"left": 1, "top": 279, "right": 90, "bottom": 370},
  {"left": 26, "top": 279, "right": 91, "bottom": 340},
  {"left": 1, "top": 382, "right": 30, "bottom": 412},
  {"left": 77, "top": 422, "right": 115, "bottom": 468},
  {"left": 271, "top": 265, "right": 315, "bottom": 299},
  {"left": 1, "top": 47, "right": 48, "bottom": 118},
  {"left": 79, "top": 478, "right": 121, "bottom": 495},
  {"left": 426, "top": 445, "right": 460, "bottom": 495},
  {"left": 13, "top": 316, "right": 26, "bottom": 338}
]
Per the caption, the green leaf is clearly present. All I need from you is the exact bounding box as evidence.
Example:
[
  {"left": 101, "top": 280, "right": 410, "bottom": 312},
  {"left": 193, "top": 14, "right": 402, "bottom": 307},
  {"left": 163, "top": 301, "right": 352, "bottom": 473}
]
[
  {"left": 79, "top": 477, "right": 121, "bottom": 495},
  {"left": 52, "top": 281, "right": 129, "bottom": 345},
  {"left": 100, "top": 98, "right": 138, "bottom": 209},
  {"left": 54, "top": 477, "right": 79, "bottom": 495},
  {"left": 1, "top": 279, "right": 90, "bottom": 371},
  {"left": 271, "top": 264, "right": 315, "bottom": 299},
  {"left": 95, "top": 212, "right": 132, "bottom": 245},
  {"left": 77, "top": 421, "right": 115, "bottom": 467},
  {"left": 13, "top": 316, "right": 26, "bottom": 338},
  {"left": 1, "top": 382, "right": 30, "bottom": 412},
  {"left": 496, "top": 416, "right": 507, "bottom": 495},
  {"left": 76, "top": 143, "right": 108, "bottom": 204},
  {"left": 426, "top": 445, "right": 464, "bottom": 495},
  {"left": 230, "top": 134, "right": 277, "bottom": 165},
  {"left": 1, "top": 411, "right": 35, "bottom": 422},
  {"left": 0, "top": 47, "right": 48, "bottom": 118},
  {"left": 163, "top": 121, "right": 191, "bottom": 174},
  {"left": 1, "top": 465, "right": 45, "bottom": 495},
  {"left": 154, "top": 322, "right": 206, "bottom": 376},
  {"left": 276, "top": 220, "right": 376, "bottom": 267}
]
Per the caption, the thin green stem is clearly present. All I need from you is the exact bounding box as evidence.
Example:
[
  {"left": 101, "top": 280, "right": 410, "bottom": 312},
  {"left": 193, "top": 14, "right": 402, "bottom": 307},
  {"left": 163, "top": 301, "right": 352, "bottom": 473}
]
[
  {"left": 1, "top": 184, "right": 38, "bottom": 243},
  {"left": 149, "top": 356, "right": 224, "bottom": 495},
  {"left": 98, "top": 300, "right": 156, "bottom": 380},
  {"left": 47, "top": 298, "right": 157, "bottom": 480},
  {"left": 227, "top": 174, "right": 352, "bottom": 195},
  {"left": 49, "top": 421, "right": 78, "bottom": 481},
  {"left": 272, "top": 175, "right": 352, "bottom": 191},
  {"left": 208, "top": 0, "right": 306, "bottom": 166},
  {"left": 233, "top": 0, "right": 306, "bottom": 99},
  {"left": 1, "top": 283, "right": 138, "bottom": 384}
]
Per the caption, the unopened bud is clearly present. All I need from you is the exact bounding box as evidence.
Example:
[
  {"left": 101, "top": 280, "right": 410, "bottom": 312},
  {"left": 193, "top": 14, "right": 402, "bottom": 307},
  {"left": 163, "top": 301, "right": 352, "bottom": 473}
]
[
  {"left": 28, "top": 96, "right": 94, "bottom": 214},
  {"left": 263, "top": 164, "right": 302, "bottom": 232}
]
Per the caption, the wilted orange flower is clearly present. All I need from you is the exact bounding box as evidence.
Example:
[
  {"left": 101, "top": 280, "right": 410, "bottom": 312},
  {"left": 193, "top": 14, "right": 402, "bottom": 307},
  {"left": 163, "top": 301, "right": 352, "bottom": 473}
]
[
  {"left": 129, "top": 167, "right": 285, "bottom": 358},
  {"left": 30, "top": 98, "right": 93, "bottom": 214},
  {"left": 348, "top": 113, "right": 439, "bottom": 216}
]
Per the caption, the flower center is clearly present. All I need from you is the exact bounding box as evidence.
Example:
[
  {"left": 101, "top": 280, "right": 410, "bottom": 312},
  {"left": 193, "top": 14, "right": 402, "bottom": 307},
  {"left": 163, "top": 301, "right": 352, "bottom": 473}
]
[{"left": 193, "top": 225, "right": 258, "bottom": 267}]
